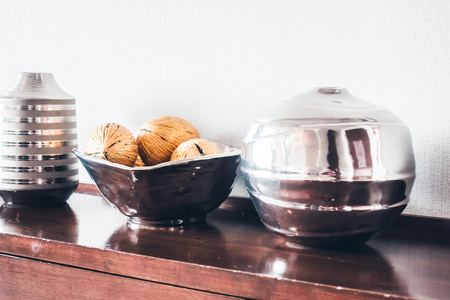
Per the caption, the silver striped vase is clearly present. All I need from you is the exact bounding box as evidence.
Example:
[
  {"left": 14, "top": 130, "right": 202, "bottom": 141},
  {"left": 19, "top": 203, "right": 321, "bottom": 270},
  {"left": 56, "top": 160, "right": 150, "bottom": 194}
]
[{"left": 0, "top": 72, "right": 78, "bottom": 207}]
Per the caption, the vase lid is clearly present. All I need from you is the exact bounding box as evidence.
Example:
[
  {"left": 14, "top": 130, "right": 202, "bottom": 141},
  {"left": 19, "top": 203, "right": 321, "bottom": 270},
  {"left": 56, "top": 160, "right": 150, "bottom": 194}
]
[{"left": 257, "top": 87, "right": 403, "bottom": 126}]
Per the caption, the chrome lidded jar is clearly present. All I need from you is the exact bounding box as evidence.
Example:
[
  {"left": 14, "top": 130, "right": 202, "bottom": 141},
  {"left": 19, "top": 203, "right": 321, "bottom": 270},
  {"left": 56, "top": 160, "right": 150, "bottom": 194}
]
[
  {"left": 241, "top": 87, "right": 415, "bottom": 248},
  {"left": 0, "top": 73, "right": 79, "bottom": 207}
]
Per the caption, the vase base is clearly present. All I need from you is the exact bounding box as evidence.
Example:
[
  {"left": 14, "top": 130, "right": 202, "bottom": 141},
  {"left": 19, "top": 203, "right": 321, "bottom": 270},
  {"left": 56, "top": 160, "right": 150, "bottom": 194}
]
[{"left": 0, "top": 185, "right": 78, "bottom": 208}]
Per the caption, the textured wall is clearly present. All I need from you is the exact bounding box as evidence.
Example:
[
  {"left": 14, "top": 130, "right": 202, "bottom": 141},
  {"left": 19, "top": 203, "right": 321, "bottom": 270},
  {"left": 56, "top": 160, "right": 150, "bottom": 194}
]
[{"left": 0, "top": 0, "right": 449, "bottom": 218}]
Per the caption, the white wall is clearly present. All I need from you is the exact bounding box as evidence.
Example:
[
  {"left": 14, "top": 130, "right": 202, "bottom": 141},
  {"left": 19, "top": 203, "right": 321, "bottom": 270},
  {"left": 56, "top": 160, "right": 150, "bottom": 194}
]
[{"left": 1, "top": 0, "right": 449, "bottom": 218}]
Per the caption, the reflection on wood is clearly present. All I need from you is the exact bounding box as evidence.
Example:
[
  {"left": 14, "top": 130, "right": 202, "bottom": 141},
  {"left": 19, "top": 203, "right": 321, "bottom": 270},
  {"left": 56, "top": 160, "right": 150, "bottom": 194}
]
[{"left": 0, "top": 191, "right": 449, "bottom": 299}]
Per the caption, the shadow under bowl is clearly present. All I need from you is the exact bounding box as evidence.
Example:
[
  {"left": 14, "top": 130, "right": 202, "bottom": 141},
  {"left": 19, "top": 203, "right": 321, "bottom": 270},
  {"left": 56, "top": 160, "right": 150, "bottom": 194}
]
[{"left": 73, "top": 143, "right": 241, "bottom": 226}]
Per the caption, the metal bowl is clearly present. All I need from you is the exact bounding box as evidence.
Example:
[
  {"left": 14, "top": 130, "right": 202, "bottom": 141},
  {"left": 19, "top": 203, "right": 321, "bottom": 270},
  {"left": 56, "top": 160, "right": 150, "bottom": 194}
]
[
  {"left": 241, "top": 87, "right": 416, "bottom": 248},
  {"left": 73, "top": 143, "right": 241, "bottom": 226}
]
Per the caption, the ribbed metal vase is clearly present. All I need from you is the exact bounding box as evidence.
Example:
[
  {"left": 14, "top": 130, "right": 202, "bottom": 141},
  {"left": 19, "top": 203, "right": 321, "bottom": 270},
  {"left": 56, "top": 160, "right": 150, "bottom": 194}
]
[{"left": 0, "top": 72, "right": 78, "bottom": 207}]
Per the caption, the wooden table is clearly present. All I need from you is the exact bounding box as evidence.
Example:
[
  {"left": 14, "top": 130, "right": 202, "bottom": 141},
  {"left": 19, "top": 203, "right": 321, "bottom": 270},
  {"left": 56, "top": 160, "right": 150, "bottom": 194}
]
[{"left": 0, "top": 185, "right": 449, "bottom": 299}]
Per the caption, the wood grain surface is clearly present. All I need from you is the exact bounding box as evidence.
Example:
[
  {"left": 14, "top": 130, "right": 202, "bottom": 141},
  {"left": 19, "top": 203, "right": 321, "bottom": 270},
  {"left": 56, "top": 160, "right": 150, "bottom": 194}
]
[{"left": 1, "top": 191, "right": 449, "bottom": 299}]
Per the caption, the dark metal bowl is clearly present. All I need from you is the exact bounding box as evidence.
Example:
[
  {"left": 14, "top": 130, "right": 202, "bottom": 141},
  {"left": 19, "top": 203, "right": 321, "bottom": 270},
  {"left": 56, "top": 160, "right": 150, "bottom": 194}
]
[{"left": 73, "top": 143, "right": 241, "bottom": 226}]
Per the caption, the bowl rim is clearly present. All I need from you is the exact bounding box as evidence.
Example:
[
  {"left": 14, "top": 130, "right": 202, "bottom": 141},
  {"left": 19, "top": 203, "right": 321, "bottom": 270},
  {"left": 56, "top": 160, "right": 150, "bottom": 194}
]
[{"left": 72, "top": 142, "right": 241, "bottom": 171}]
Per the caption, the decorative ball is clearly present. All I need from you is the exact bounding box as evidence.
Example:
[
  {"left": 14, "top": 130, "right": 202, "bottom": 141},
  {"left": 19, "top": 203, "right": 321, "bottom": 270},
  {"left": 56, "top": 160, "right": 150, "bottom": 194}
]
[
  {"left": 84, "top": 123, "right": 138, "bottom": 167},
  {"left": 169, "top": 116, "right": 201, "bottom": 140},
  {"left": 134, "top": 155, "right": 146, "bottom": 167},
  {"left": 136, "top": 116, "right": 200, "bottom": 166},
  {"left": 171, "top": 139, "right": 220, "bottom": 161}
]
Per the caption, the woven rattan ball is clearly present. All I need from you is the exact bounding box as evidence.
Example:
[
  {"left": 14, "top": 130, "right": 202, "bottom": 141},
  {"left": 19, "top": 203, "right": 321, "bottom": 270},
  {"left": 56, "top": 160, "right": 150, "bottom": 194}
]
[
  {"left": 136, "top": 116, "right": 200, "bottom": 166},
  {"left": 134, "top": 155, "right": 146, "bottom": 167},
  {"left": 171, "top": 139, "right": 219, "bottom": 161},
  {"left": 84, "top": 123, "right": 138, "bottom": 167}
]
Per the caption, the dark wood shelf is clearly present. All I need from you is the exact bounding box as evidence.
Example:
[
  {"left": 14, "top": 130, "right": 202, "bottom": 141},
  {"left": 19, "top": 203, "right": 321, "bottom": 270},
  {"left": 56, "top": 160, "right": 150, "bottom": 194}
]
[{"left": 1, "top": 185, "right": 449, "bottom": 299}]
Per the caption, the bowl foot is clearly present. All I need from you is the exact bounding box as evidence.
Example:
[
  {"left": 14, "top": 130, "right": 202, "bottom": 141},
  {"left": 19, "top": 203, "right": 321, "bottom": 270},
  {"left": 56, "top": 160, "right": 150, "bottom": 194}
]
[{"left": 127, "top": 215, "right": 206, "bottom": 227}]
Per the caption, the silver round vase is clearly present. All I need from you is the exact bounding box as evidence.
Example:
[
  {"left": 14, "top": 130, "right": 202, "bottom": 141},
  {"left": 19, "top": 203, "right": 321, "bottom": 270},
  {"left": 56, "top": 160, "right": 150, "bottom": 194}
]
[
  {"left": 0, "top": 72, "right": 79, "bottom": 207},
  {"left": 241, "top": 87, "right": 416, "bottom": 248}
]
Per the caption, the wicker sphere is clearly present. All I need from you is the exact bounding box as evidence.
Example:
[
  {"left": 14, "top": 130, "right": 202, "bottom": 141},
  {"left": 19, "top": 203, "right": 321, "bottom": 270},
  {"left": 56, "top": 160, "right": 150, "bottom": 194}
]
[
  {"left": 136, "top": 116, "right": 200, "bottom": 166},
  {"left": 170, "top": 116, "right": 201, "bottom": 140},
  {"left": 84, "top": 123, "right": 138, "bottom": 167},
  {"left": 171, "top": 139, "right": 220, "bottom": 161},
  {"left": 134, "top": 155, "right": 146, "bottom": 167}
]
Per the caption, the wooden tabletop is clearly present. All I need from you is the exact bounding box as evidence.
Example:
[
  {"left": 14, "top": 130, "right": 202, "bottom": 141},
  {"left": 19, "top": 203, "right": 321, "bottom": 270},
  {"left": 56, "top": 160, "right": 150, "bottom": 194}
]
[{"left": 0, "top": 188, "right": 449, "bottom": 299}]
